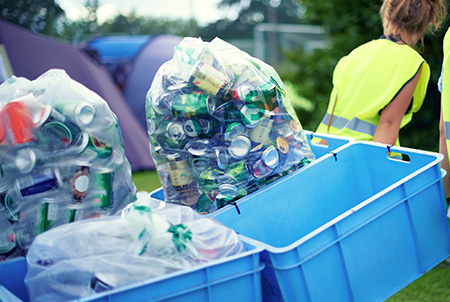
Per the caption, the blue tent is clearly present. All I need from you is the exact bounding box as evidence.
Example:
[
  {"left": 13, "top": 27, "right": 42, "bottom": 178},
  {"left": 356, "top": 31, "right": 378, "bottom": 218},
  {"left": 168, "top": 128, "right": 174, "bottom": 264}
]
[
  {"left": 84, "top": 34, "right": 182, "bottom": 132},
  {"left": 123, "top": 35, "right": 182, "bottom": 131},
  {"left": 0, "top": 21, "right": 155, "bottom": 171},
  {"left": 84, "top": 35, "right": 151, "bottom": 90}
]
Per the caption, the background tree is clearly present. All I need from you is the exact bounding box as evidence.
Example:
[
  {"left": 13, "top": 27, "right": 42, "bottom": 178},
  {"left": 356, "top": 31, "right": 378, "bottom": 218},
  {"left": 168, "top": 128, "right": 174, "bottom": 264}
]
[
  {"left": 200, "top": 0, "right": 302, "bottom": 41},
  {"left": 0, "top": 0, "right": 64, "bottom": 36}
]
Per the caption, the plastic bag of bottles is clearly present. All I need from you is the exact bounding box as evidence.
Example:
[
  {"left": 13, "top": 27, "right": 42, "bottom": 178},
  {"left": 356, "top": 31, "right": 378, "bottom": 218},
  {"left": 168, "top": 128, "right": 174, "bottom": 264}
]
[
  {"left": 0, "top": 69, "right": 137, "bottom": 262},
  {"left": 24, "top": 191, "right": 246, "bottom": 302},
  {"left": 146, "top": 37, "right": 315, "bottom": 213}
]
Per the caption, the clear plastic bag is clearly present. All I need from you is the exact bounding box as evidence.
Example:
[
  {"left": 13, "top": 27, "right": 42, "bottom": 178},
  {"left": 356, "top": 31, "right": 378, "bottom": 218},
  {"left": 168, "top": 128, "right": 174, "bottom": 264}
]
[
  {"left": 146, "top": 37, "right": 315, "bottom": 213},
  {"left": 0, "top": 69, "right": 137, "bottom": 261},
  {"left": 24, "top": 192, "right": 246, "bottom": 302}
]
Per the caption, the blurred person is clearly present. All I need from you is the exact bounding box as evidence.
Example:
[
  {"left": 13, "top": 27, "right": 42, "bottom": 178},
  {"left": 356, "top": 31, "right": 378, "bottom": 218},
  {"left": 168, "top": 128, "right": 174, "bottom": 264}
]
[
  {"left": 316, "top": 0, "right": 446, "bottom": 149},
  {"left": 439, "top": 28, "right": 450, "bottom": 199}
]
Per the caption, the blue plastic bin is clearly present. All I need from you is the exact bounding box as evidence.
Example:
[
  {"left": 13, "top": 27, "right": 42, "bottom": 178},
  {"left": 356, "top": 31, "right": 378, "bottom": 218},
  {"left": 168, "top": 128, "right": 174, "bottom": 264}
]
[
  {"left": 210, "top": 141, "right": 450, "bottom": 302},
  {"left": 149, "top": 130, "right": 354, "bottom": 201},
  {"left": 0, "top": 240, "right": 264, "bottom": 302}
]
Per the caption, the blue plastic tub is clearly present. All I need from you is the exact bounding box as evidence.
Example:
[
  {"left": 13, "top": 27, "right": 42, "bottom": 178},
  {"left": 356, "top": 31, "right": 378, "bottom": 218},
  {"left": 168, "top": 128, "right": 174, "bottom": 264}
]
[
  {"left": 210, "top": 141, "right": 450, "bottom": 302},
  {"left": 149, "top": 130, "right": 354, "bottom": 201},
  {"left": 0, "top": 240, "right": 264, "bottom": 302}
]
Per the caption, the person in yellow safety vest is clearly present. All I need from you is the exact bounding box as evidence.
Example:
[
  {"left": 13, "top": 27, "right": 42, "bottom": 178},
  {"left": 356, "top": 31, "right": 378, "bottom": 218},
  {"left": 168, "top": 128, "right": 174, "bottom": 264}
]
[
  {"left": 439, "top": 29, "right": 450, "bottom": 199},
  {"left": 316, "top": 0, "right": 446, "bottom": 148}
]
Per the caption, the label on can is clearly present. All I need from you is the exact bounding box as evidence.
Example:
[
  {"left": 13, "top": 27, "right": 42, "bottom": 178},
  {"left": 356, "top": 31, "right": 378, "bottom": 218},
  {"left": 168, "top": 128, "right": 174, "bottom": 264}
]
[
  {"left": 172, "top": 93, "right": 215, "bottom": 118},
  {"left": 70, "top": 166, "right": 90, "bottom": 202},
  {"left": 1, "top": 100, "right": 36, "bottom": 146},
  {"left": 191, "top": 62, "right": 229, "bottom": 97},
  {"left": 167, "top": 154, "right": 193, "bottom": 188},
  {"left": 276, "top": 136, "right": 289, "bottom": 154},
  {"left": 93, "top": 171, "right": 113, "bottom": 210},
  {"left": 249, "top": 115, "right": 274, "bottom": 144}
]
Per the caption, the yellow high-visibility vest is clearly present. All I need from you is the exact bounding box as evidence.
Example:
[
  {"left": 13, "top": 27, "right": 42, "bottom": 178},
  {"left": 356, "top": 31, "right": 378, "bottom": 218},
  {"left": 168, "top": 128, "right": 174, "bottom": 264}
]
[
  {"left": 442, "top": 29, "right": 450, "bottom": 166},
  {"left": 316, "top": 38, "right": 430, "bottom": 146}
]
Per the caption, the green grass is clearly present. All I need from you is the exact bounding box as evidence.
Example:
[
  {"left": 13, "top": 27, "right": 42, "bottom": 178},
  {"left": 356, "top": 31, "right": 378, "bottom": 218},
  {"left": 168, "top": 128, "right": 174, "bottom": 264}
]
[
  {"left": 131, "top": 169, "right": 161, "bottom": 193},
  {"left": 131, "top": 170, "right": 450, "bottom": 301},
  {"left": 388, "top": 262, "right": 450, "bottom": 301}
]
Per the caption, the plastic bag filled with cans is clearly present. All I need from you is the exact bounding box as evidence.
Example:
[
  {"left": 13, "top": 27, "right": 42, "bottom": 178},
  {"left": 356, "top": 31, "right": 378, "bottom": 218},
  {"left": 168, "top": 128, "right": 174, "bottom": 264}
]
[
  {"left": 146, "top": 37, "right": 315, "bottom": 213},
  {"left": 24, "top": 191, "right": 245, "bottom": 302},
  {"left": 0, "top": 69, "right": 137, "bottom": 261}
]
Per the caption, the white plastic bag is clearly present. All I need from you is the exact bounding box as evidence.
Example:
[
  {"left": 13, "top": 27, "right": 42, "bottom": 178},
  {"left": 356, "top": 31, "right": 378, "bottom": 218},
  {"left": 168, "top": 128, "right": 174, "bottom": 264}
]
[
  {"left": 0, "top": 69, "right": 136, "bottom": 261},
  {"left": 24, "top": 192, "right": 246, "bottom": 302},
  {"left": 146, "top": 37, "right": 315, "bottom": 213}
]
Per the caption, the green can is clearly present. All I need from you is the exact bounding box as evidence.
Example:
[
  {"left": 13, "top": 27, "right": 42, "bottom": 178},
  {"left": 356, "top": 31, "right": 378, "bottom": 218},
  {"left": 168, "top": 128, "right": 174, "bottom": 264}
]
[
  {"left": 93, "top": 170, "right": 113, "bottom": 210},
  {"left": 36, "top": 200, "right": 57, "bottom": 233},
  {"left": 172, "top": 92, "right": 215, "bottom": 118},
  {"left": 85, "top": 134, "right": 113, "bottom": 160},
  {"left": 0, "top": 218, "right": 16, "bottom": 257},
  {"left": 237, "top": 102, "right": 265, "bottom": 128}
]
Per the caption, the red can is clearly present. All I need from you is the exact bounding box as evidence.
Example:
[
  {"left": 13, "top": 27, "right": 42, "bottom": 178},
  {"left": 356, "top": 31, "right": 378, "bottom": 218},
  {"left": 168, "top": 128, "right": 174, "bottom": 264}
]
[{"left": 1, "top": 101, "right": 35, "bottom": 146}]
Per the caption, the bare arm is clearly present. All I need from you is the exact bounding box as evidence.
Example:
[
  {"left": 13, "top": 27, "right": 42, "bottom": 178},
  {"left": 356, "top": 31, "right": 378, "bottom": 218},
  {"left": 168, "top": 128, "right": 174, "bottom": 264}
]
[
  {"left": 373, "top": 68, "right": 422, "bottom": 145},
  {"left": 439, "top": 105, "right": 450, "bottom": 198}
]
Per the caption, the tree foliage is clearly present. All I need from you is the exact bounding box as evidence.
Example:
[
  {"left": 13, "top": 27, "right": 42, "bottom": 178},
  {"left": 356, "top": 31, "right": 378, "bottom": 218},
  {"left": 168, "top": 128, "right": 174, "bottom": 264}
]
[
  {"left": 200, "top": 0, "right": 302, "bottom": 40},
  {"left": 281, "top": 0, "right": 450, "bottom": 152},
  {"left": 0, "top": 0, "right": 64, "bottom": 36}
]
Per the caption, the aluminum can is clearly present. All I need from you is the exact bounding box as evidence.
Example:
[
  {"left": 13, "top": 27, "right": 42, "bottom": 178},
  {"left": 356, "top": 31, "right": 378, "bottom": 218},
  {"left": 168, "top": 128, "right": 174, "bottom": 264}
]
[
  {"left": 212, "top": 101, "right": 241, "bottom": 123},
  {"left": 52, "top": 100, "right": 95, "bottom": 126},
  {"left": 0, "top": 100, "right": 36, "bottom": 147},
  {"left": 228, "top": 135, "right": 251, "bottom": 160},
  {"left": 187, "top": 139, "right": 212, "bottom": 174},
  {"left": 15, "top": 168, "right": 62, "bottom": 197},
  {"left": 167, "top": 153, "right": 194, "bottom": 191},
  {"left": 69, "top": 166, "right": 90, "bottom": 202},
  {"left": 92, "top": 169, "right": 113, "bottom": 210},
  {"left": 36, "top": 198, "right": 60, "bottom": 233},
  {"left": 172, "top": 92, "right": 215, "bottom": 118},
  {"left": 4, "top": 192, "right": 20, "bottom": 221},
  {"left": 249, "top": 114, "right": 274, "bottom": 144},
  {"left": 224, "top": 122, "right": 245, "bottom": 141},
  {"left": 232, "top": 77, "right": 277, "bottom": 109},
  {"left": 85, "top": 134, "right": 113, "bottom": 160},
  {"left": 215, "top": 183, "right": 239, "bottom": 208},
  {"left": 151, "top": 91, "right": 176, "bottom": 116},
  {"left": 167, "top": 153, "right": 199, "bottom": 206},
  {"left": 235, "top": 101, "right": 265, "bottom": 128},
  {"left": 190, "top": 62, "right": 232, "bottom": 99},
  {"left": 196, "top": 192, "right": 216, "bottom": 214},
  {"left": 224, "top": 160, "right": 249, "bottom": 186},
  {"left": 14, "top": 148, "right": 38, "bottom": 173},
  {"left": 273, "top": 135, "right": 290, "bottom": 155},
  {"left": 36, "top": 105, "right": 87, "bottom": 151},
  {"left": 183, "top": 118, "right": 212, "bottom": 138},
  {"left": 0, "top": 218, "right": 16, "bottom": 257},
  {"left": 261, "top": 145, "right": 280, "bottom": 170},
  {"left": 213, "top": 148, "right": 228, "bottom": 170},
  {"left": 167, "top": 120, "right": 186, "bottom": 142}
]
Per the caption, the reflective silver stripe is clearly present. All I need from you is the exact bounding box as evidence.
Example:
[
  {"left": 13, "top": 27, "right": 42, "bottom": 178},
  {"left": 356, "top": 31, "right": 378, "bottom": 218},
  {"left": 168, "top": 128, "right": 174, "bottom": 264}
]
[
  {"left": 445, "top": 121, "right": 450, "bottom": 140},
  {"left": 321, "top": 113, "right": 377, "bottom": 136}
]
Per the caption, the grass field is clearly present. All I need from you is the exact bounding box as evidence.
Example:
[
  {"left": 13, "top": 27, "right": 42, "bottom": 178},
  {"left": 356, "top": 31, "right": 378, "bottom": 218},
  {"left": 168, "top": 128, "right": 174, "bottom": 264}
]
[{"left": 132, "top": 170, "right": 450, "bottom": 301}]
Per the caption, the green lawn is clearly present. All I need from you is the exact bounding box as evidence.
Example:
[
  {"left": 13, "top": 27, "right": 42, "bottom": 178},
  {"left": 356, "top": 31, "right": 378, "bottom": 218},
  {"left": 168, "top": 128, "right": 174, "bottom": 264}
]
[{"left": 132, "top": 170, "right": 450, "bottom": 301}]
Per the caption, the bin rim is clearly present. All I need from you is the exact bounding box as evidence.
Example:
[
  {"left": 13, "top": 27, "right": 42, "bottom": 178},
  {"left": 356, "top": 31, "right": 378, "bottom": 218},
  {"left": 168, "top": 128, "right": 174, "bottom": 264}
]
[{"left": 228, "top": 141, "right": 445, "bottom": 254}]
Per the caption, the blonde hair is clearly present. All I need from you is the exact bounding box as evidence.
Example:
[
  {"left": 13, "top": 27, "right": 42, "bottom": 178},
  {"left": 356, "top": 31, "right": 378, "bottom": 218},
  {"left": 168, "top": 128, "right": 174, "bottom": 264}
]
[{"left": 380, "top": 0, "right": 447, "bottom": 46}]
